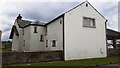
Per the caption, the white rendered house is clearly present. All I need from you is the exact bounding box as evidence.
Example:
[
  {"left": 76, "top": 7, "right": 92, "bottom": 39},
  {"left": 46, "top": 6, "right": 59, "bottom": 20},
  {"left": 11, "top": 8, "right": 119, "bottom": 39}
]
[
  {"left": 0, "top": 30, "right": 1, "bottom": 41},
  {"left": 0, "top": 30, "right": 2, "bottom": 48},
  {"left": 10, "top": 1, "right": 107, "bottom": 60},
  {"left": 118, "top": 15, "right": 120, "bottom": 32}
]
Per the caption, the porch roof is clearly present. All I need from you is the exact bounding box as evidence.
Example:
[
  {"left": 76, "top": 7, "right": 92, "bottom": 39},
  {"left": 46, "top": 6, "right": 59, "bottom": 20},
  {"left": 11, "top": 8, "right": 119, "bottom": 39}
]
[{"left": 106, "top": 29, "right": 120, "bottom": 40}]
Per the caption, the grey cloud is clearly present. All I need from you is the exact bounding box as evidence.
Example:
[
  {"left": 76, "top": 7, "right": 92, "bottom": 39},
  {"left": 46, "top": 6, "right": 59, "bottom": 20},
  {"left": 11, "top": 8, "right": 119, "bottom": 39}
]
[
  {"left": 21, "top": 2, "right": 79, "bottom": 22},
  {"left": 101, "top": 3, "right": 117, "bottom": 16},
  {"left": 4, "top": 12, "right": 18, "bottom": 18},
  {"left": 2, "top": 27, "right": 11, "bottom": 32},
  {"left": 1, "top": 30, "right": 11, "bottom": 41}
]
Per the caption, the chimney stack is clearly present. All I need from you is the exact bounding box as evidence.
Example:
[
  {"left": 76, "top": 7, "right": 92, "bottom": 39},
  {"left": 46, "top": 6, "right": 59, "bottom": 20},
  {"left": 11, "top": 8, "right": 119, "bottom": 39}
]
[{"left": 17, "top": 14, "right": 22, "bottom": 20}]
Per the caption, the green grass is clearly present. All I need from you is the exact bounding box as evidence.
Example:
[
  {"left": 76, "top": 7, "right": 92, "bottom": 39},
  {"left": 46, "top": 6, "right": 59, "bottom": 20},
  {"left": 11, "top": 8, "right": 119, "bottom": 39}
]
[
  {"left": 2, "top": 48, "right": 11, "bottom": 52},
  {"left": 2, "top": 56, "right": 120, "bottom": 68},
  {"left": 2, "top": 41, "right": 12, "bottom": 52}
]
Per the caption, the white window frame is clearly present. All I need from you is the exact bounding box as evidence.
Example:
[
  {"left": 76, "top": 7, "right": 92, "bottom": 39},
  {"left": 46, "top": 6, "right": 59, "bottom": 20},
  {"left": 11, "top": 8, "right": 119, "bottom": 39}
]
[{"left": 83, "top": 17, "right": 95, "bottom": 28}]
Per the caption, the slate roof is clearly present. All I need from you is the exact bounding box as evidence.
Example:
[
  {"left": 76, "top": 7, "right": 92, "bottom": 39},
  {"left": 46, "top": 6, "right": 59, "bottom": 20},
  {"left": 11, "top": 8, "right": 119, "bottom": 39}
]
[
  {"left": 107, "top": 29, "right": 120, "bottom": 39},
  {"left": 17, "top": 20, "right": 32, "bottom": 28},
  {"left": 9, "top": 20, "right": 46, "bottom": 39},
  {"left": 9, "top": 25, "right": 19, "bottom": 39},
  {"left": 0, "top": 30, "right": 2, "bottom": 33},
  {"left": 17, "top": 20, "right": 46, "bottom": 28}
]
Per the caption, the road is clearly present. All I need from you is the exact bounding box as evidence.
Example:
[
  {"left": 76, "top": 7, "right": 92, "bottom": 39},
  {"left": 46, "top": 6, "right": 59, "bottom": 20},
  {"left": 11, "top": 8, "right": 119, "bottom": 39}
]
[{"left": 85, "top": 63, "right": 120, "bottom": 68}]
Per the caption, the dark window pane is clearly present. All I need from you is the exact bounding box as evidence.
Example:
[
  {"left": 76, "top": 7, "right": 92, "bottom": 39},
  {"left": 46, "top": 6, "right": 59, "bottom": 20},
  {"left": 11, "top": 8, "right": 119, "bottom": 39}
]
[
  {"left": 40, "top": 35, "right": 43, "bottom": 42},
  {"left": 52, "top": 40, "right": 56, "bottom": 47},
  {"left": 46, "top": 40, "right": 48, "bottom": 47},
  {"left": 34, "top": 27, "right": 37, "bottom": 33}
]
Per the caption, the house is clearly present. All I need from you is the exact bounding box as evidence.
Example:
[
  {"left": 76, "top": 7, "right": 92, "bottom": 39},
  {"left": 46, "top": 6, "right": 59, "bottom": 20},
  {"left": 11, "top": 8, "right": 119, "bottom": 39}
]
[
  {"left": 9, "top": 1, "right": 107, "bottom": 60},
  {"left": 0, "top": 30, "right": 1, "bottom": 41},
  {"left": 118, "top": 20, "right": 120, "bottom": 32},
  {"left": 0, "top": 30, "right": 1, "bottom": 68},
  {"left": 0, "top": 30, "right": 2, "bottom": 48}
]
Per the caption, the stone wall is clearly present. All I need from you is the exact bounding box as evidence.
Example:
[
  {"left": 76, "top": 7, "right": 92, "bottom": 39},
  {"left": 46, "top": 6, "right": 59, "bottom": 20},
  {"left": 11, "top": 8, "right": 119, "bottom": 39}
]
[{"left": 2, "top": 51, "right": 63, "bottom": 65}]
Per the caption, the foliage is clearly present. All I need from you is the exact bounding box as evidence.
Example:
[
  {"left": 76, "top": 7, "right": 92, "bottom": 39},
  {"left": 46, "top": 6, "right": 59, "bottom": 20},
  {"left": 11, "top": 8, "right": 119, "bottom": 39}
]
[{"left": 2, "top": 41, "right": 12, "bottom": 52}]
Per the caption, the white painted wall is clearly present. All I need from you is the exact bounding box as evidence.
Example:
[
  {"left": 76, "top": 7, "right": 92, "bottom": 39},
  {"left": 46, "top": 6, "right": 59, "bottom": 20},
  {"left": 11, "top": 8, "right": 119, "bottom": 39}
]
[
  {"left": 18, "top": 28, "right": 24, "bottom": 51},
  {"left": 118, "top": 18, "right": 120, "bottom": 32},
  {"left": 118, "top": 3, "right": 120, "bottom": 32},
  {"left": 22, "top": 26, "right": 30, "bottom": 51},
  {"left": 0, "top": 30, "right": 2, "bottom": 48},
  {"left": 64, "top": 2, "right": 107, "bottom": 60},
  {"left": 0, "top": 30, "right": 1, "bottom": 67},
  {"left": 12, "top": 20, "right": 25, "bottom": 52},
  {"left": 29, "top": 25, "right": 46, "bottom": 52},
  {"left": 12, "top": 32, "right": 19, "bottom": 51},
  {"left": 46, "top": 17, "right": 63, "bottom": 51},
  {"left": 12, "top": 20, "right": 20, "bottom": 51}
]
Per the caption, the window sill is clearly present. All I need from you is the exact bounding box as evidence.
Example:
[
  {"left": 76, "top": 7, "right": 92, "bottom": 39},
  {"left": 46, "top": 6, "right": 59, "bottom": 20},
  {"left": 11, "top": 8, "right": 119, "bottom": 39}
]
[
  {"left": 34, "top": 32, "right": 37, "bottom": 33},
  {"left": 40, "top": 40, "right": 43, "bottom": 42},
  {"left": 52, "top": 46, "right": 56, "bottom": 47},
  {"left": 83, "top": 26, "right": 96, "bottom": 28}
]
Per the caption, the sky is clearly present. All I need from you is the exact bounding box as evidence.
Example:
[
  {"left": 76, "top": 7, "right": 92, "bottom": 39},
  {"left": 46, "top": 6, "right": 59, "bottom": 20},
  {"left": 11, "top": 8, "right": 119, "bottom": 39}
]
[{"left": 0, "top": 0, "right": 119, "bottom": 41}]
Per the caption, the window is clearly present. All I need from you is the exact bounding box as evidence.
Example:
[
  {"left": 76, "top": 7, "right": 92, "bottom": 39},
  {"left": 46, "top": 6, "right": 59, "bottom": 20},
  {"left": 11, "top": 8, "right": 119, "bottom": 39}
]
[
  {"left": 23, "top": 40, "right": 25, "bottom": 46},
  {"left": 52, "top": 40, "right": 56, "bottom": 47},
  {"left": 46, "top": 40, "right": 48, "bottom": 47},
  {"left": 83, "top": 17, "right": 95, "bottom": 27},
  {"left": 86, "top": 3, "right": 88, "bottom": 7},
  {"left": 23, "top": 29, "right": 24, "bottom": 35},
  {"left": 45, "top": 27, "right": 47, "bottom": 35},
  {"left": 60, "top": 20, "right": 62, "bottom": 24},
  {"left": 40, "top": 35, "right": 43, "bottom": 42},
  {"left": 34, "top": 27, "right": 37, "bottom": 33}
]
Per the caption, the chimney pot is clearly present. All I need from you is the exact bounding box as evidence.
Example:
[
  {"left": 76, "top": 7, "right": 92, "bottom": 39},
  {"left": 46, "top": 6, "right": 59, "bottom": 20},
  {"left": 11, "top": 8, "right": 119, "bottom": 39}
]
[{"left": 17, "top": 14, "right": 22, "bottom": 20}]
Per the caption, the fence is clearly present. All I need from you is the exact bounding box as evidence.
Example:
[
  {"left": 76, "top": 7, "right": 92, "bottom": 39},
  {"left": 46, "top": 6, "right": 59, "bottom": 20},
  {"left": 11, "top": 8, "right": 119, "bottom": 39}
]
[{"left": 107, "top": 48, "right": 120, "bottom": 57}]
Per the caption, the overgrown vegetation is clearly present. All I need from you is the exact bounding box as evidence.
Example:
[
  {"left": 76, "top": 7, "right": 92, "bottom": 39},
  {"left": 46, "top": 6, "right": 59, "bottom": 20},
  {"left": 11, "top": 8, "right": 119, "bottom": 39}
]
[{"left": 2, "top": 56, "right": 120, "bottom": 68}]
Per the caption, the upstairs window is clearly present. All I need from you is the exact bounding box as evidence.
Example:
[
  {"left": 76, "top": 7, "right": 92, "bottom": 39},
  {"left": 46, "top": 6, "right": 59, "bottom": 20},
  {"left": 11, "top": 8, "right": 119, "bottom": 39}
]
[
  {"left": 34, "top": 27, "right": 37, "bottom": 33},
  {"left": 23, "top": 29, "right": 24, "bottom": 35},
  {"left": 45, "top": 27, "right": 47, "bottom": 35},
  {"left": 52, "top": 40, "right": 56, "bottom": 47},
  {"left": 40, "top": 35, "right": 43, "bottom": 42},
  {"left": 83, "top": 17, "right": 95, "bottom": 28},
  {"left": 23, "top": 40, "right": 25, "bottom": 47}
]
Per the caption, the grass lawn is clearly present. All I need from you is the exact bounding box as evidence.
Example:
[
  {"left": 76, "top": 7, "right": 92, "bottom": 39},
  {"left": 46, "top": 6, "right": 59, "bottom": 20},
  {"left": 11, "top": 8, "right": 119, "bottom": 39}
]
[
  {"left": 2, "top": 41, "right": 12, "bottom": 52},
  {"left": 2, "top": 56, "right": 120, "bottom": 68},
  {"left": 2, "top": 48, "right": 11, "bottom": 52}
]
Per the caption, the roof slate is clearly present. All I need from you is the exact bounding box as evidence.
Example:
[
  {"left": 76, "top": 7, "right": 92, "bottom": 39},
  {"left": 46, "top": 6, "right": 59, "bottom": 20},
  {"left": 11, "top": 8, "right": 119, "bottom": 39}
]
[
  {"left": 107, "top": 29, "right": 120, "bottom": 39},
  {"left": 9, "top": 25, "right": 19, "bottom": 39},
  {"left": 17, "top": 20, "right": 46, "bottom": 28},
  {"left": 17, "top": 20, "right": 32, "bottom": 28}
]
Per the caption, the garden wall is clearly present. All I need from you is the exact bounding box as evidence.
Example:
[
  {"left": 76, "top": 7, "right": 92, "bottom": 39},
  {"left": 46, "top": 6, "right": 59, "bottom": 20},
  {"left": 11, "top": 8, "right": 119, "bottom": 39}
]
[{"left": 2, "top": 51, "right": 63, "bottom": 65}]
